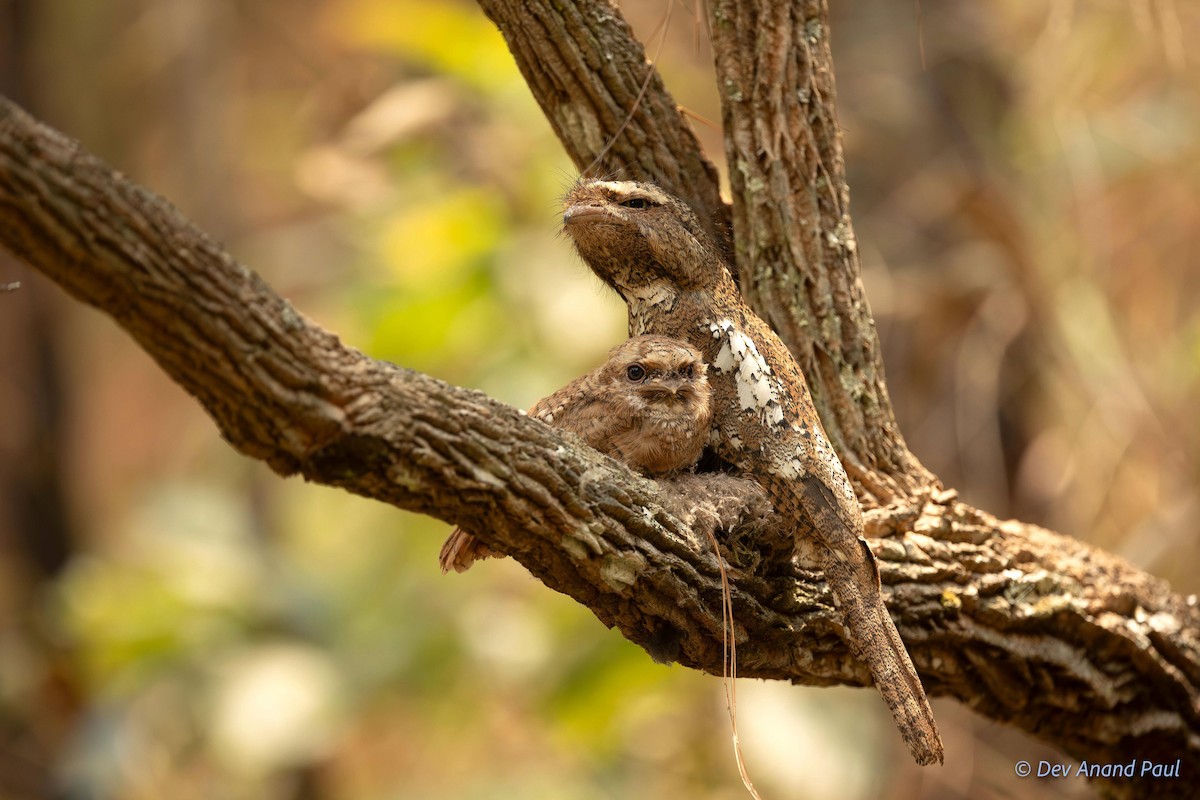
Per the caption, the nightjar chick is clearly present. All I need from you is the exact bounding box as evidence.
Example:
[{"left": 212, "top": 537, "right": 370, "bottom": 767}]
[{"left": 439, "top": 334, "right": 712, "bottom": 573}]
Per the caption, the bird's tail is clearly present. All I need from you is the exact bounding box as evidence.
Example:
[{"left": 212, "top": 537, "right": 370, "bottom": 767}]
[{"left": 825, "top": 541, "right": 944, "bottom": 765}]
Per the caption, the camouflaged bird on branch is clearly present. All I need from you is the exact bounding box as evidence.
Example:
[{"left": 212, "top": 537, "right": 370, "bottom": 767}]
[{"left": 561, "top": 178, "right": 944, "bottom": 766}]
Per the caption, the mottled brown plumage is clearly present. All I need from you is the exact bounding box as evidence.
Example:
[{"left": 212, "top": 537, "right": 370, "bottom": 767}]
[
  {"left": 439, "top": 334, "right": 712, "bottom": 573},
  {"left": 561, "top": 179, "right": 943, "bottom": 766}
]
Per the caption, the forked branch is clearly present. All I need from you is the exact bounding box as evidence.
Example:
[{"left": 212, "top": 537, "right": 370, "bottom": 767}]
[{"left": 2, "top": 28, "right": 1198, "bottom": 798}]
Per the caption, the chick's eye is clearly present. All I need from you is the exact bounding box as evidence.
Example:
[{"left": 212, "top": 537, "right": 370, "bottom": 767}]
[
  {"left": 621, "top": 197, "right": 650, "bottom": 209},
  {"left": 681, "top": 364, "right": 694, "bottom": 379},
  {"left": 626, "top": 364, "right": 646, "bottom": 381}
]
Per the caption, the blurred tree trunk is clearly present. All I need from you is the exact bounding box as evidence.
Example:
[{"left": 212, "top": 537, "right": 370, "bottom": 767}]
[
  {"left": 0, "top": 0, "right": 74, "bottom": 590},
  {"left": 0, "top": 1, "right": 77, "bottom": 797},
  {"left": 0, "top": 2, "right": 1197, "bottom": 798}
]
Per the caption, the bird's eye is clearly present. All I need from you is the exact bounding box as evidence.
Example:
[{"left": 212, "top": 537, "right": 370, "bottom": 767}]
[
  {"left": 620, "top": 197, "right": 650, "bottom": 209},
  {"left": 681, "top": 364, "right": 694, "bottom": 379},
  {"left": 626, "top": 364, "right": 646, "bottom": 381}
]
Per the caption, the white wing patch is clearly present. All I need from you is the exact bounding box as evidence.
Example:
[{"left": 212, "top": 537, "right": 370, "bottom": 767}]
[
  {"left": 708, "top": 319, "right": 785, "bottom": 426},
  {"left": 768, "top": 449, "right": 809, "bottom": 480}
]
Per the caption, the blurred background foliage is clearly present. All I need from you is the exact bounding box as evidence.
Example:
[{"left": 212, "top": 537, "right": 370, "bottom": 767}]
[{"left": 0, "top": 0, "right": 1196, "bottom": 798}]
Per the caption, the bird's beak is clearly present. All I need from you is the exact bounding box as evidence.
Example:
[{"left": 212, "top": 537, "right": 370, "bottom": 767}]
[
  {"left": 563, "top": 204, "right": 612, "bottom": 226},
  {"left": 642, "top": 378, "right": 690, "bottom": 401}
]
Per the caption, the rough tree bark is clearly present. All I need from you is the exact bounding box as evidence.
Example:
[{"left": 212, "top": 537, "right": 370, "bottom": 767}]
[{"left": 0, "top": 1, "right": 1197, "bottom": 797}]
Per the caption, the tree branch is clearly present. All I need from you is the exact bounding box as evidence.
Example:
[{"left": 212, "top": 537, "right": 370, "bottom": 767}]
[
  {"left": 2, "top": 72, "right": 1197, "bottom": 800},
  {"left": 709, "top": 0, "right": 932, "bottom": 501},
  {"left": 0, "top": 92, "right": 766, "bottom": 665},
  {"left": 475, "top": 0, "right": 733, "bottom": 260}
]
